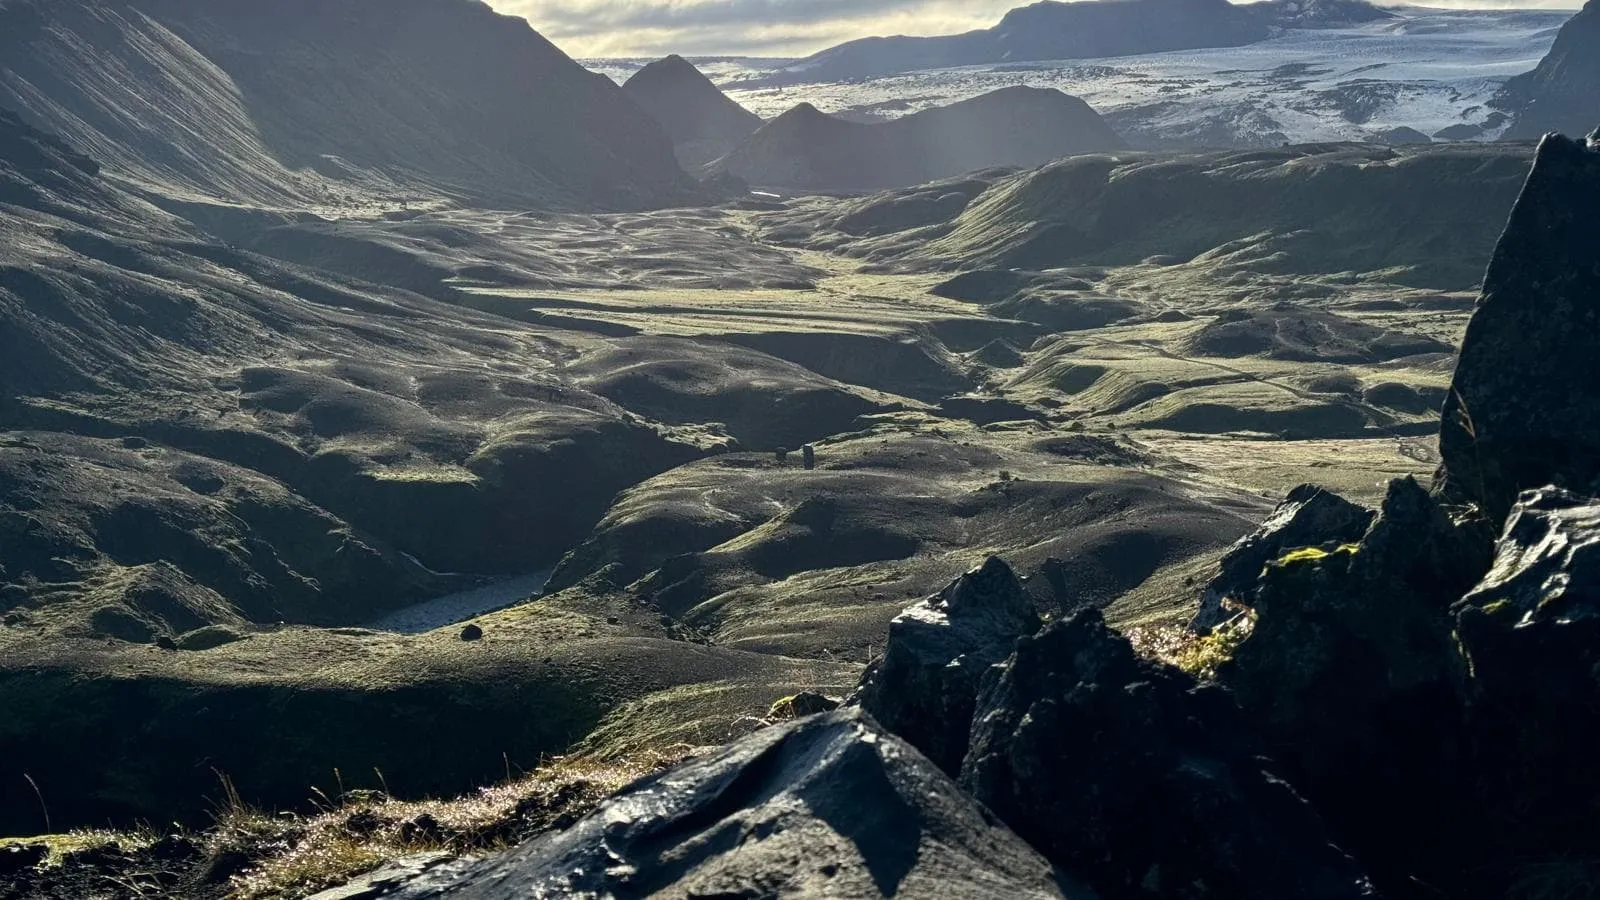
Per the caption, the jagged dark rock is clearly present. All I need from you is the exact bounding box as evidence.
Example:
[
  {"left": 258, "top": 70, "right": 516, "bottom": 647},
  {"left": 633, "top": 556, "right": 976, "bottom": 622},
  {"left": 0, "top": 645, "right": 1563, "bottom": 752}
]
[
  {"left": 1497, "top": 0, "right": 1600, "bottom": 140},
  {"left": 852, "top": 557, "right": 1041, "bottom": 776},
  {"left": 1191, "top": 483, "right": 1374, "bottom": 631},
  {"left": 396, "top": 709, "right": 1084, "bottom": 899},
  {"left": 1217, "top": 476, "right": 1490, "bottom": 893},
  {"left": 1453, "top": 487, "right": 1600, "bottom": 876},
  {"left": 1436, "top": 133, "right": 1600, "bottom": 522},
  {"left": 962, "top": 608, "right": 1373, "bottom": 900}
]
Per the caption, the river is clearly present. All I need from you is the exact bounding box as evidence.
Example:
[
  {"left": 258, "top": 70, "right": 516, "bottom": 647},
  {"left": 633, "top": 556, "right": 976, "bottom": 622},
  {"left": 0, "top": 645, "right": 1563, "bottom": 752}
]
[{"left": 365, "top": 570, "right": 554, "bottom": 634}]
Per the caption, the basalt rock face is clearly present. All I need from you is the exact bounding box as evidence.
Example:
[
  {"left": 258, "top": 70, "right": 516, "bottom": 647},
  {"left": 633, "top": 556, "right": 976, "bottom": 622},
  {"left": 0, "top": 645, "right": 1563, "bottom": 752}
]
[
  {"left": 1497, "top": 0, "right": 1600, "bottom": 141},
  {"left": 399, "top": 709, "right": 1083, "bottom": 899},
  {"left": 852, "top": 557, "right": 1041, "bottom": 777},
  {"left": 623, "top": 55, "right": 763, "bottom": 169},
  {"left": 1190, "top": 483, "right": 1374, "bottom": 631},
  {"left": 1217, "top": 477, "right": 1489, "bottom": 892},
  {"left": 1454, "top": 487, "right": 1600, "bottom": 869},
  {"left": 962, "top": 609, "right": 1373, "bottom": 900},
  {"left": 1436, "top": 133, "right": 1600, "bottom": 523}
]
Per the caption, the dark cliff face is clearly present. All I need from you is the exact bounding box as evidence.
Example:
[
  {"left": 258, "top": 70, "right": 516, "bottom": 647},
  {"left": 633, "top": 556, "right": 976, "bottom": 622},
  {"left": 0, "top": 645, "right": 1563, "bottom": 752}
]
[
  {"left": 713, "top": 88, "right": 1126, "bottom": 192},
  {"left": 1498, "top": 0, "right": 1600, "bottom": 141},
  {"left": 1436, "top": 132, "right": 1600, "bottom": 521},
  {"left": 623, "top": 55, "right": 762, "bottom": 169},
  {"left": 0, "top": 0, "right": 698, "bottom": 209}
]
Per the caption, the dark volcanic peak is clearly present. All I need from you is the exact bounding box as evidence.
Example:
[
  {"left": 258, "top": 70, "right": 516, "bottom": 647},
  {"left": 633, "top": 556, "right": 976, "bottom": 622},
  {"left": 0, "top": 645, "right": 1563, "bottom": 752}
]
[
  {"left": 1438, "top": 131, "right": 1600, "bottom": 521},
  {"left": 0, "top": 0, "right": 696, "bottom": 209},
  {"left": 713, "top": 87, "right": 1126, "bottom": 192},
  {"left": 623, "top": 53, "right": 763, "bottom": 169},
  {"left": 1497, "top": 0, "right": 1600, "bottom": 140},
  {"left": 744, "top": 0, "right": 1393, "bottom": 88}
]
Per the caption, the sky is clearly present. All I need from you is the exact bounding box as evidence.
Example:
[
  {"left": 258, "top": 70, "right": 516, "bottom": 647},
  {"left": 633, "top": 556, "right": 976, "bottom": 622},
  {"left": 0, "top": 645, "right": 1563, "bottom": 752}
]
[{"left": 488, "top": 0, "right": 1581, "bottom": 58}]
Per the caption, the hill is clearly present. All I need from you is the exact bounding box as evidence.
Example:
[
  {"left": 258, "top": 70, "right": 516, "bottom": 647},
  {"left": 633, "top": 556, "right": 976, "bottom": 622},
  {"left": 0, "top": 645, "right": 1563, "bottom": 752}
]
[
  {"left": 623, "top": 55, "right": 763, "bottom": 169},
  {"left": 711, "top": 87, "right": 1126, "bottom": 192},
  {"left": 740, "top": 0, "right": 1393, "bottom": 88},
  {"left": 0, "top": 0, "right": 698, "bottom": 209},
  {"left": 768, "top": 141, "right": 1535, "bottom": 290},
  {"left": 1497, "top": 0, "right": 1600, "bottom": 140}
]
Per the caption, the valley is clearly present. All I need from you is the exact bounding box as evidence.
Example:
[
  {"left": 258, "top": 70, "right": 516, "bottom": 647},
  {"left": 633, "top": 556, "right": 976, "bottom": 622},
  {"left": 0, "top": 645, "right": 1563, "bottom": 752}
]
[{"left": 3, "top": 0, "right": 1600, "bottom": 896}]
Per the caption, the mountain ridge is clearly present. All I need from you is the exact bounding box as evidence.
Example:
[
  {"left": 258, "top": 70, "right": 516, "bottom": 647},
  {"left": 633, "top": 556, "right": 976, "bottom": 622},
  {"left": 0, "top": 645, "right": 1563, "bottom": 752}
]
[
  {"left": 0, "top": 0, "right": 700, "bottom": 210},
  {"left": 711, "top": 86, "right": 1127, "bottom": 192},
  {"left": 623, "top": 54, "right": 763, "bottom": 169},
  {"left": 735, "top": 0, "right": 1395, "bottom": 89},
  {"left": 1497, "top": 0, "right": 1600, "bottom": 140}
]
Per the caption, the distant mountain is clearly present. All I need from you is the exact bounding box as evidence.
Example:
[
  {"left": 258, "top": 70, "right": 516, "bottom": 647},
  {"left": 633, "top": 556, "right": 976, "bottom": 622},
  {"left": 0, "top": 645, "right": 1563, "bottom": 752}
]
[
  {"left": 740, "top": 0, "right": 1394, "bottom": 88},
  {"left": 623, "top": 55, "right": 763, "bottom": 169},
  {"left": 1497, "top": 0, "right": 1600, "bottom": 141},
  {"left": 0, "top": 0, "right": 698, "bottom": 209},
  {"left": 710, "top": 87, "right": 1126, "bottom": 192}
]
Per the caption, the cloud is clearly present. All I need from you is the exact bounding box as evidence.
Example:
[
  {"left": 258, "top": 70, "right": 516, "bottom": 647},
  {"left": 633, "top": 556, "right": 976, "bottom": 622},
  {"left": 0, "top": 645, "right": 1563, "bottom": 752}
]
[
  {"left": 487, "top": 0, "right": 1015, "bottom": 56},
  {"left": 486, "top": 0, "right": 1579, "bottom": 58}
]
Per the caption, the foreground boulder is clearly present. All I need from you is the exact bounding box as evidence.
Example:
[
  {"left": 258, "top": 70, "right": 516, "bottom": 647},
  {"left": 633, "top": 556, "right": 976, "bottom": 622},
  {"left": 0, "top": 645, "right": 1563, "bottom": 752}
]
[
  {"left": 1191, "top": 483, "right": 1373, "bottom": 631},
  {"left": 1437, "top": 133, "right": 1600, "bottom": 522},
  {"left": 1454, "top": 487, "right": 1600, "bottom": 875},
  {"left": 852, "top": 557, "right": 1040, "bottom": 775},
  {"left": 1217, "top": 477, "right": 1487, "bottom": 891},
  {"left": 398, "top": 709, "right": 1084, "bottom": 899},
  {"left": 963, "top": 608, "right": 1372, "bottom": 899}
]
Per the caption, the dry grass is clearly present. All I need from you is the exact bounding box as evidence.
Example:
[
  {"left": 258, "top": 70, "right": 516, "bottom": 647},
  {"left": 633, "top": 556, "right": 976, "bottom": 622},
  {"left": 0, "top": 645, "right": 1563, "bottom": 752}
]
[
  {"left": 1126, "top": 611, "right": 1256, "bottom": 681},
  {"left": 0, "top": 829, "right": 156, "bottom": 866},
  {"left": 221, "top": 752, "right": 686, "bottom": 900}
]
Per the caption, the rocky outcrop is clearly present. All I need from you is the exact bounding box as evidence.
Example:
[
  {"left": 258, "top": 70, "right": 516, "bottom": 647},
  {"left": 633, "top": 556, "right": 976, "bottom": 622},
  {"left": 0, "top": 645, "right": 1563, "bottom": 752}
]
[
  {"left": 1454, "top": 487, "right": 1600, "bottom": 866},
  {"left": 622, "top": 55, "right": 763, "bottom": 169},
  {"left": 852, "top": 558, "right": 1040, "bottom": 776},
  {"left": 1217, "top": 477, "right": 1487, "bottom": 889},
  {"left": 398, "top": 709, "right": 1084, "bottom": 899},
  {"left": 1437, "top": 133, "right": 1600, "bottom": 521},
  {"left": 1191, "top": 483, "right": 1373, "bottom": 631},
  {"left": 1497, "top": 0, "right": 1600, "bottom": 141},
  {"left": 712, "top": 88, "right": 1125, "bottom": 193},
  {"left": 963, "top": 608, "right": 1373, "bottom": 900}
]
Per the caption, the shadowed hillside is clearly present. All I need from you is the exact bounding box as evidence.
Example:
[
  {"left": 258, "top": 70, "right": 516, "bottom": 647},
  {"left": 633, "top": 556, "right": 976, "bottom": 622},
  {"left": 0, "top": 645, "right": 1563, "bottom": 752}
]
[
  {"left": 769, "top": 141, "right": 1534, "bottom": 290},
  {"left": 0, "top": 0, "right": 699, "bottom": 209}
]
